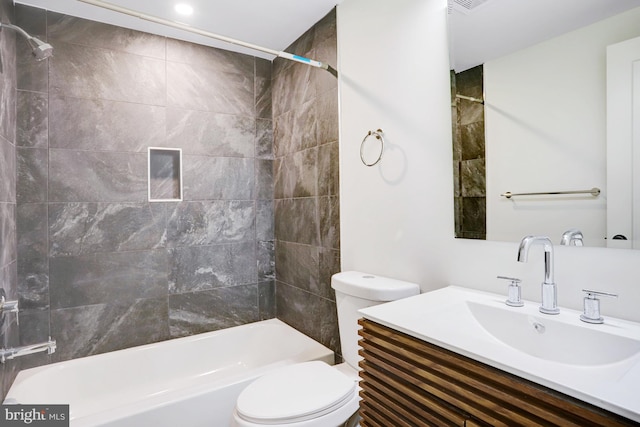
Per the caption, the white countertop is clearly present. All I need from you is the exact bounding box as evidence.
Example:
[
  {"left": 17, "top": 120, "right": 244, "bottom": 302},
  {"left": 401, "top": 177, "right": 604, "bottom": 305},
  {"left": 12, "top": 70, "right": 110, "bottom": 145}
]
[{"left": 359, "top": 286, "right": 640, "bottom": 422}]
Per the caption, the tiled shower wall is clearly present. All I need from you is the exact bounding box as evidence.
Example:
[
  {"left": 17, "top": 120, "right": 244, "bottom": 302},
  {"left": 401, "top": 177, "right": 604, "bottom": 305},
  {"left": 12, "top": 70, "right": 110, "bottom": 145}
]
[
  {"left": 452, "top": 65, "right": 486, "bottom": 240},
  {"left": 272, "top": 11, "right": 341, "bottom": 357},
  {"left": 0, "top": 0, "right": 19, "bottom": 396},
  {"left": 15, "top": 4, "right": 275, "bottom": 365}
]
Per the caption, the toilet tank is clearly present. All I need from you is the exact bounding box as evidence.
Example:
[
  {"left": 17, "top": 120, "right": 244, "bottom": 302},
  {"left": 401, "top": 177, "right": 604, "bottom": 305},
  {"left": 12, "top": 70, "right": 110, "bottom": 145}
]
[{"left": 331, "top": 271, "right": 420, "bottom": 369}]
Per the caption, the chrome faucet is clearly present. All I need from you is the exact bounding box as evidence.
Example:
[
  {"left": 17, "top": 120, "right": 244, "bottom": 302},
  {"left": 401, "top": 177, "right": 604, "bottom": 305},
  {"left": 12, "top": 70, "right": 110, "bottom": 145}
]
[
  {"left": 0, "top": 338, "right": 56, "bottom": 363},
  {"left": 560, "top": 228, "right": 584, "bottom": 246},
  {"left": 517, "top": 235, "right": 560, "bottom": 315}
]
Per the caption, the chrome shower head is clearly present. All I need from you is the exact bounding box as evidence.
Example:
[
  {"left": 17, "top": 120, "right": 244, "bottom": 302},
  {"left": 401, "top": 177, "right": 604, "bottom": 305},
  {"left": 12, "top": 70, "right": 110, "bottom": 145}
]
[
  {"left": 25, "top": 36, "right": 53, "bottom": 61},
  {"left": 0, "top": 22, "right": 53, "bottom": 61}
]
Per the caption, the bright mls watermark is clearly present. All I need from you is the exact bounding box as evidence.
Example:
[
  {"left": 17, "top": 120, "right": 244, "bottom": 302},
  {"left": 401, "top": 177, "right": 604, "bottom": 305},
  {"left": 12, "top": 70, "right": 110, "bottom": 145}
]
[{"left": 1, "top": 405, "right": 69, "bottom": 426}]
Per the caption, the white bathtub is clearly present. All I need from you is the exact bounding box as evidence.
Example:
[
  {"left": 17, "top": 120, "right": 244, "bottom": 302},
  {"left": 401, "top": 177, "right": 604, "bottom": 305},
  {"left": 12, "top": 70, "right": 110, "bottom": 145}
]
[{"left": 4, "top": 319, "right": 334, "bottom": 427}]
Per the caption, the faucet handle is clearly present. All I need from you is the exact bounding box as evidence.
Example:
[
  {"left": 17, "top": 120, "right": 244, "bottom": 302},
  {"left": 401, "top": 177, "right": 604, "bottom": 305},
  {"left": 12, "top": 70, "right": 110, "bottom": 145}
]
[
  {"left": 0, "top": 289, "right": 20, "bottom": 325},
  {"left": 580, "top": 289, "right": 618, "bottom": 324},
  {"left": 497, "top": 276, "right": 524, "bottom": 307}
]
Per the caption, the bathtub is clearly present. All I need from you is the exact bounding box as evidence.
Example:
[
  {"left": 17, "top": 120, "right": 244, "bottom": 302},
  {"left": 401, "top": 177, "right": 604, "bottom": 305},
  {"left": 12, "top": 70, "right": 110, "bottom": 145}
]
[{"left": 4, "top": 319, "right": 334, "bottom": 427}]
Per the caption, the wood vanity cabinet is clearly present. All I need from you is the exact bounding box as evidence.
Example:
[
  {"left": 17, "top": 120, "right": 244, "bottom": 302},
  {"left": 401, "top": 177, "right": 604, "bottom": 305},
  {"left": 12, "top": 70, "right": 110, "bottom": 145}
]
[{"left": 357, "top": 319, "right": 639, "bottom": 427}]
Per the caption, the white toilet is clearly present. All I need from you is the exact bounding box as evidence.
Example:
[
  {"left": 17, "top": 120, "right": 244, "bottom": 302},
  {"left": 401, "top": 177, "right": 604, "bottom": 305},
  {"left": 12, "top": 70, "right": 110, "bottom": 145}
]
[{"left": 231, "top": 271, "right": 420, "bottom": 427}]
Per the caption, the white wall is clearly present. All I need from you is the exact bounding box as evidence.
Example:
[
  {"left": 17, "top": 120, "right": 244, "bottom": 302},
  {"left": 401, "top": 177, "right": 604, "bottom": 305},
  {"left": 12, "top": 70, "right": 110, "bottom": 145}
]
[
  {"left": 337, "top": 0, "right": 454, "bottom": 287},
  {"left": 338, "top": 0, "right": 640, "bottom": 323},
  {"left": 484, "top": 7, "right": 640, "bottom": 246}
]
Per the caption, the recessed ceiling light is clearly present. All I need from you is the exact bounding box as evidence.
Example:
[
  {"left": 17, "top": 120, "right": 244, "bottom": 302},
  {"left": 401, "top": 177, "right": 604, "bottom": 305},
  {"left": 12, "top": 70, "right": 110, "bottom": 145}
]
[{"left": 174, "top": 3, "right": 193, "bottom": 15}]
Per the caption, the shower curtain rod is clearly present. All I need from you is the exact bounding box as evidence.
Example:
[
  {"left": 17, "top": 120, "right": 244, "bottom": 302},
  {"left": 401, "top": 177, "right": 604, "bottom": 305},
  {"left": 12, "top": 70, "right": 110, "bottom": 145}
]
[{"left": 77, "top": 0, "right": 337, "bottom": 76}]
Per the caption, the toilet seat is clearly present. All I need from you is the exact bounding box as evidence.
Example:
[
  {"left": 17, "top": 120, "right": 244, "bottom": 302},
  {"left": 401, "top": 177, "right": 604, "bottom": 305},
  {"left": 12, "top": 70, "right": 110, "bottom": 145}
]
[{"left": 235, "top": 361, "right": 357, "bottom": 425}]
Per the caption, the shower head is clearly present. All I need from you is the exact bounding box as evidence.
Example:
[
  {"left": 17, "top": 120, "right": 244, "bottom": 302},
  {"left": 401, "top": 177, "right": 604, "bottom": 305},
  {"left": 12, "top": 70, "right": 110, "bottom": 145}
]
[
  {"left": 0, "top": 22, "right": 53, "bottom": 61},
  {"left": 25, "top": 36, "right": 54, "bottom": 61}
]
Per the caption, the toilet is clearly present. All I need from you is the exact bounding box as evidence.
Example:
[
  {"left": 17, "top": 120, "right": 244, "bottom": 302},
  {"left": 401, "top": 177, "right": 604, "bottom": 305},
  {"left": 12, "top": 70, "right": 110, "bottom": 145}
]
[{"left": 231, "top": 271, "right": 420, "bottom": 427}]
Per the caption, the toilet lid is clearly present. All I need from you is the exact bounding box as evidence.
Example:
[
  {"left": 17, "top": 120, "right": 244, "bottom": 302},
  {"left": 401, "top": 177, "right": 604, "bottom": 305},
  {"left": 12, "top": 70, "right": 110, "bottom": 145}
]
[{"left": 236, "top": 361, "right": 357, "bottom": 424}]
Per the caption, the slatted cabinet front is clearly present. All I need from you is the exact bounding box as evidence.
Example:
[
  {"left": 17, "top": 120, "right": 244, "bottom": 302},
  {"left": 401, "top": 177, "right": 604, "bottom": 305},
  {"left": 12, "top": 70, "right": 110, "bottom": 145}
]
[{"left": 357, "top": 319, "right": 638, "bottom": 427}]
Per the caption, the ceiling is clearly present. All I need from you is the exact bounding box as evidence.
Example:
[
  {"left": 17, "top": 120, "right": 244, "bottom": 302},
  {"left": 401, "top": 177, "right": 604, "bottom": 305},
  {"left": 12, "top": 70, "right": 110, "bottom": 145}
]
[
  {"left": 449, "top": 0, "right": 640, "bottom": 72},
  {"left": 15, "top": 0, "right": 341, "bottom": 59}
]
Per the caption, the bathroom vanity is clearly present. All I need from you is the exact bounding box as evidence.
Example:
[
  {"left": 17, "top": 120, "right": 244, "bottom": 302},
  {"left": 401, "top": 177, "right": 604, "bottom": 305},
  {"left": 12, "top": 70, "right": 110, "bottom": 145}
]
[{"left": 357, "top": 287, "right": 640, "bottom": 426}]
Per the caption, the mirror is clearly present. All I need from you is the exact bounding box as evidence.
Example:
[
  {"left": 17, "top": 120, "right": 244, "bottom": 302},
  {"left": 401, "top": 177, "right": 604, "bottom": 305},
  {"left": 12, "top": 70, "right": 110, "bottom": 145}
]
[{"left": 449, "top": 0, "right": 640, "bottom": 248}]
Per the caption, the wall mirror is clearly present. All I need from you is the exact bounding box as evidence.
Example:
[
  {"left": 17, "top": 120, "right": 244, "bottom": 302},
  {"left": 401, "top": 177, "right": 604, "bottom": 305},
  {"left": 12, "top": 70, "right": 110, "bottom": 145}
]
[{"left": 448, "top": 0, "right": 640, "bottom": 249}]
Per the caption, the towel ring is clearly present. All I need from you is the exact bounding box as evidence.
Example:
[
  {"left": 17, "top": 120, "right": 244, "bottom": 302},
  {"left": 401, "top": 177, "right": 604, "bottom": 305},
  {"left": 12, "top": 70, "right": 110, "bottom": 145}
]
[{"left": 360, "top": 129, "right": 384, "bottom": 167}]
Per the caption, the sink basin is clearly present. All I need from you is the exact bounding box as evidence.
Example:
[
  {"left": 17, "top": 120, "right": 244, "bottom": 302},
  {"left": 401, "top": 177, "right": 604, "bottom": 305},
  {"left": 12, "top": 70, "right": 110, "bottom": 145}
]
[
  {"left": 467, "top": 301, "right": 640, "bottom": 366},
  {"left": 358, "top": 285, "right": 640, "bottom": 422}
]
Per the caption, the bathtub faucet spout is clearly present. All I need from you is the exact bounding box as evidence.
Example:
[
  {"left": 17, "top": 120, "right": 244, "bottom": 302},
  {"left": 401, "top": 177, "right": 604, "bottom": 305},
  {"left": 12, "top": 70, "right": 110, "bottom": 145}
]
[{"left": 0, "top": 337, "right": 56, "bottom": 363}]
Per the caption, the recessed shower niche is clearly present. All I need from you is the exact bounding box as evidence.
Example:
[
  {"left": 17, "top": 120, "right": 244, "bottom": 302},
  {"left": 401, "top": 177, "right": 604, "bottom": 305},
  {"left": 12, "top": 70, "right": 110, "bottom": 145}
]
[{"left": 148, "top": 147, "right": 183, "bottom": 202}]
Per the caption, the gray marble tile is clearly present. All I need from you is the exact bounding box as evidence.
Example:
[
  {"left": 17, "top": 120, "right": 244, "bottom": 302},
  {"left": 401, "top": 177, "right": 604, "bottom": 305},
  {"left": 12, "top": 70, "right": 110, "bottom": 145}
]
[
  {"left": 166, "top": 61, "right": 254, "bottom": 116},
  {"left": 49, "top": 250, "right": 168, "bottom": 309},
  {"left": 50, "top": 41, "right": 166, "bottom": 105},
  {"left": 166, "top": 38, "right": 254, "bottom": 75},
  {"left": 256, "top": 200, "right": 274, "bottom": 241},
  {"left": 16, "top": 90, "right": 48, "bottom": 148},
  {"left": 291, "top": 99, "right": 318, "bottom": 153},
  {"left": 0, "top": 29, "right": 16, "bottom": 144},
  {"left": 255, "top": 159, "right": 273, "bottom": 200},
  {"left": 258, "top": 281, "right": 275, "bottom": 321},
  {"left": 0, "top": 203, "right": 16, "bottom": 268},
  {"left": 17, "top": 147, "right": 47, "bottom": 203},
  {"left": 275, "top": 281, "right": 339, "bottom": 354},
  {"left": 50, "top": 298, "right": 170, "bottom": 362},
  {"left": 15, "top": 4, "right": 46, "bottom": 39},
  {"left": 47, "top": 13, "right": 166, "bottom": 59},
  {"left": 273, "top": 110, "right": 293, "bottom": 158},
  {"left": 0, "top": 137, "right": 16, "bottom": 203},
  {"left": 17, "top": 203, "right": 48, "bottom": 309},
  {"left": 256, "top": 118, "right": 274, "bottom": 160},
  {"left": 18, "top": 308, "right": 49, "bottom": 346},
  {"left": 316, "top": 88, "right": 339, "bottom": 146},
  {"left": 169, "top": 284, "right": 259, "bottom": 337},
  {"left": 461, "top": 197, "right": 486, "bottom": 237},
  {"left": 15, "top": 5, "right": 47, "bottom": 93},
  {"left": 318, "top": 141, "right": 339, "bottom": 197},
  {"left": 453, "top": 161, "right": 461, "bottom": 197},
  {"left": 319, "top": 196, "right": 340, "bottom": 250},
  {"left": 255, "top": 58, "right": 272, "bottom": 119},
  {"left": 16, "top": 44, "right": 47, "bottom": 93},
  {"left": 272, "top": 28, "right": 314, "bottom": 78},
  {"left": 166, "top": 201, "right": 255, "bottom": 247},
  {"left": 49, "top": 150, "right": 147, "bottom": 202},
  {"left": 310, "top": 10, "right": 338, "bottom": 97},
  {"left": 456, "top": 65, "right": 483, "bottom": 100},
  {"left": 459, "top": 98, "right": 484, "bottom": 127},
  {"left": 165, "top": 108, "right": 255, "bottom": 157},
  {"left": 461, "top": 158, "right": 486, "bottom": 197},
  {"left": 319, "top": 248, "right": 339, "bottom": 302},
  {"left": 454, "top": 197, "right": 462, "bottom": 237},
  {"left": 274, "top": 148, "right": 317, "bottom": 199},
  {"left": 461, "top": 121, "right": 485, "bottom": 161},
  {"left": 49, "top": 95, "right": 166, "bottom": 152},
  {"left": 272, "top": 63, "right": 315, "bottom": 119},
  {"left": 182, "top": 156, "right": 254, "bottom": 201},
  {"left": 49, "top": 203, "right": 167, "bottom": 257},
  {"left": 275, "top": 241, "right": 320, "bottom": 295},
  {"left": 168, "top": 241, "right": 257, "bottom": 294},
  {"left": 274, "top": 198, "right": 318, "bottom": 246},
  {"left": 257, "top": 240, "right": 274, "bottom": 282}
]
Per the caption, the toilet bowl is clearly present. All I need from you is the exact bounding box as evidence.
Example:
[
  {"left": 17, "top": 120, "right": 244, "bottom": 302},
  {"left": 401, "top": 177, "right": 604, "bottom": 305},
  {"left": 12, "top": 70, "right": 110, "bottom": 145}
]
[
  {"left": 232, "top": 362, "right": 359, "bottom": 427},
  {"left": 231, "top": 271, "right": 420, "bottom": 427}
]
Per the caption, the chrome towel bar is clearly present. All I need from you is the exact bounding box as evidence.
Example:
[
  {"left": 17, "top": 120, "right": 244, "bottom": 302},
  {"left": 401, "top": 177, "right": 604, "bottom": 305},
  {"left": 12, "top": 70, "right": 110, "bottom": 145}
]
[{"left": 501, "top": 187, "right": 601, "bottom": 199}]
